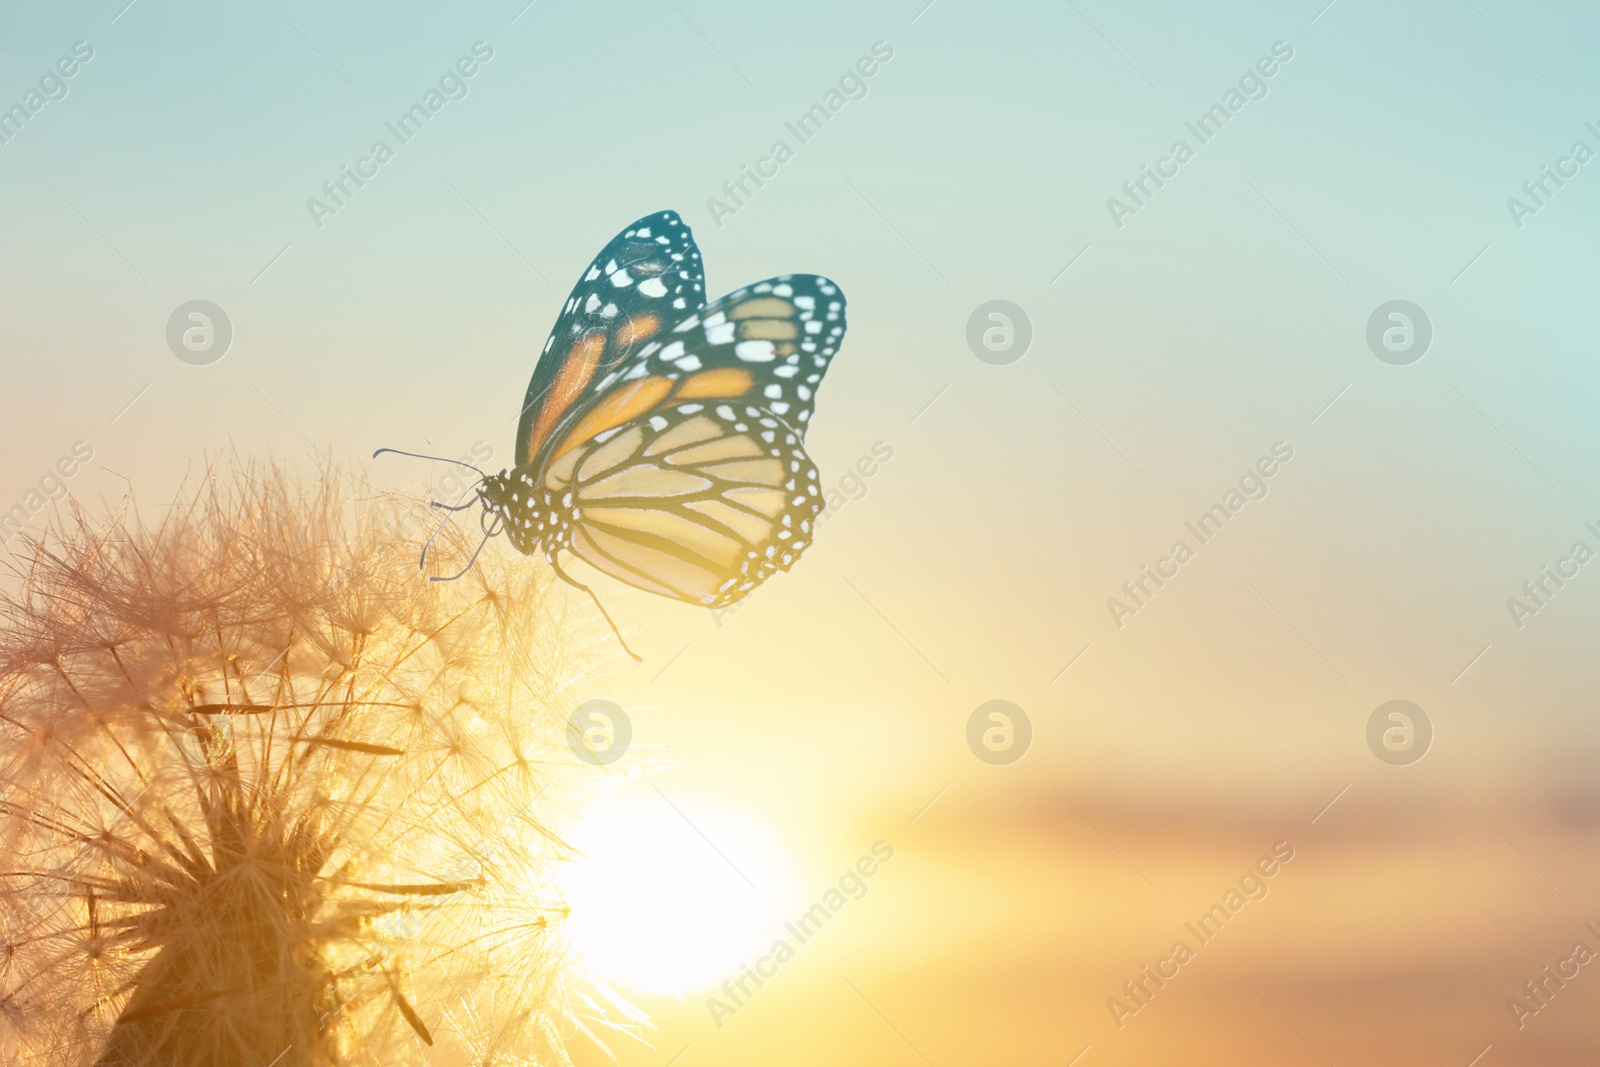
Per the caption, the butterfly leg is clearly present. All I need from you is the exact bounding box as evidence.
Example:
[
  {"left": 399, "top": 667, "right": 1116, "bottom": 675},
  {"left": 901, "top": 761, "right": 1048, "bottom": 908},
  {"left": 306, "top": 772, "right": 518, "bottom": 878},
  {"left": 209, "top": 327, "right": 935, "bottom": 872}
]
[
  {"left": 551, "top": 554, "right": 643, "bottom": 662},
  {"left": 429, "top": 476, "right": 487, "bottom": 513},
  {"left": 427, "top": 528, "right": 493, "bottom": 583},
  {"left": 418, "top": 509, "right": 456, "bottom": 571}
]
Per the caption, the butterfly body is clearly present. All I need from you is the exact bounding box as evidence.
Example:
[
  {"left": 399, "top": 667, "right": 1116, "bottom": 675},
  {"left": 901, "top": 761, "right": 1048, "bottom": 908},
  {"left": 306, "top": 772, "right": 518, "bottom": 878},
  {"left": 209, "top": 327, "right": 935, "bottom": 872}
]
[
  {"left": 477, "top": 468, "right": 573, "bottom": 562},
  {"left": 473, "top": 210, "right": 845, "bottom": 609}
]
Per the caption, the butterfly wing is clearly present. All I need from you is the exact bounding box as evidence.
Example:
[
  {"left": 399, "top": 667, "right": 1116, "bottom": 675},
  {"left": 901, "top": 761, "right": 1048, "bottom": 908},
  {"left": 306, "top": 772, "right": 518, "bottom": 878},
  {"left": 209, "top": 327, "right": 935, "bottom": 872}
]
[
  {"left": 515, "top": 210, "right": 706, "bottom": 466},
  {"left": 532, "top": 274, "right": 846, "bottom": 470},
  {"left": 515, "top": 241, "right": 847, "bottom": 606},
  {"left": 544, "top": 404, "right": 822, "bottom": 606}
]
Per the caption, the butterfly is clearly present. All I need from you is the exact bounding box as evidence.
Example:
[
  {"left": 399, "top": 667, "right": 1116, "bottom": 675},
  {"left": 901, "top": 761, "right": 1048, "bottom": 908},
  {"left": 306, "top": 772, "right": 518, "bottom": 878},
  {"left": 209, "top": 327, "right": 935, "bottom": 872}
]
[{"left": 382, "top": 210, "right": 847, "bottom": 657}]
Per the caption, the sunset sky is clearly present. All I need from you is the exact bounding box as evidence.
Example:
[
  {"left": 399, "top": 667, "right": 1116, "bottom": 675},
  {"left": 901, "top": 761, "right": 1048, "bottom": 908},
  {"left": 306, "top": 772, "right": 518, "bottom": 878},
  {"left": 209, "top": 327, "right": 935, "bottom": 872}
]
[{"left": 4, "top": 1, "right": 1600, "bottom": 1064}]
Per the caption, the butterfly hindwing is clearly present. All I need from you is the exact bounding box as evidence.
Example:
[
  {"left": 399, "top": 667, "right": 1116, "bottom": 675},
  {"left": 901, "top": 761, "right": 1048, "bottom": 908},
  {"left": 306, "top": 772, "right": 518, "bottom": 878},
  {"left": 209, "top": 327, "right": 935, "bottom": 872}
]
[
  {"left": 546, "top": 403, "right": 823, "bottom": 607},
  {"left": 515, "top": 210, "right": 706, "bottom": 466},
  {"left": 537, "top": 274, "right": 847, "bottom": 469}
]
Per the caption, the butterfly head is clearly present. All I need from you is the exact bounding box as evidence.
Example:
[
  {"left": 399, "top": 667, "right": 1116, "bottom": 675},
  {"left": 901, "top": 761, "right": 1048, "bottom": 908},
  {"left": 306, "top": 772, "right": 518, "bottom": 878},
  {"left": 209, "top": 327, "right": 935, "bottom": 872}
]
[{"left": 476, "top": 467, "right": 575, "bottom": 560}]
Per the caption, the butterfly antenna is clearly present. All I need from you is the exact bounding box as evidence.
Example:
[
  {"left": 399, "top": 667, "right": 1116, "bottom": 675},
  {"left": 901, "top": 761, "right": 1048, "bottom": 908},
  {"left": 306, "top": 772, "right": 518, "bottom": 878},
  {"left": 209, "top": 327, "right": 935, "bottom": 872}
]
[
  {"left": 372, "top": 447, "right": 487, "bottom": 477},
  {"left": 552, "top": 557, "right": 642, "bottom": 662}
]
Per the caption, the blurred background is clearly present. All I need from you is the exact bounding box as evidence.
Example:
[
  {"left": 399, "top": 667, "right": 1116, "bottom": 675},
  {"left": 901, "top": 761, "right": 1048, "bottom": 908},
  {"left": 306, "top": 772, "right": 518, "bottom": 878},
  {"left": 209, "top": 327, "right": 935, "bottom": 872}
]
[{"left": 4, "top": 1, "right": 1600, "bottom": 1063}]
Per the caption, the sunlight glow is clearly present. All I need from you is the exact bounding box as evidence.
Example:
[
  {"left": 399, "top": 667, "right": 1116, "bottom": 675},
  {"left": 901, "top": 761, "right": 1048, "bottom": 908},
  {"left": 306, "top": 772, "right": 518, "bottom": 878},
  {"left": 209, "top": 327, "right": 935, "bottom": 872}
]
[{"left": 557, "top": 788, "right": 803, "bottom": 997}]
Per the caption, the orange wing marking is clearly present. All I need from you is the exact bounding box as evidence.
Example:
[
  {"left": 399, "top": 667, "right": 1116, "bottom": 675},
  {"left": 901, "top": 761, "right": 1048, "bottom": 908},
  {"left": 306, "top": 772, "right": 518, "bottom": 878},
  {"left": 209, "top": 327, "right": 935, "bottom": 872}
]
[
  {"left": 546, "top": 363, "right": 756, "bottom": 465},
  {"left": 673, "top": 367, "right": 754, "bottom": 400},
  {"left": 551, "top": 376, "right": 674, "bottom": 461},
  {"left": 729, "top": 297, "right": 794, "bottom": 319},
  {"left": 528, "top": 332, "right": 607, "bottom": 459},
  {"left": 616, "top": 313, "right": 660, "bottom": 349}
]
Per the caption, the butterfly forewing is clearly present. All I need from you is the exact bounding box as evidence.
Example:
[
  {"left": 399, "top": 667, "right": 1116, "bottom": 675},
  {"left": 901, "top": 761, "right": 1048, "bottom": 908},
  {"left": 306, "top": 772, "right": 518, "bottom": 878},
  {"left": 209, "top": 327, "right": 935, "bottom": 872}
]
[
  {"left": 538, "top": 274, "right": 847, "bottom": 469},
  {"left": 555, "top": 404, "right": 823, "bottom": 607},
  {"left": 515, "top": 210, "right": 706, "bottom": 466}
]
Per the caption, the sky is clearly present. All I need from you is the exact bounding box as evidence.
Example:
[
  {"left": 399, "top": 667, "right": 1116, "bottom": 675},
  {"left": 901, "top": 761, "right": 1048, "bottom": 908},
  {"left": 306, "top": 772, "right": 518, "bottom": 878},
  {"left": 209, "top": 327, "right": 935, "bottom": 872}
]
[{"left": 4, "top": 0, "right": 1600, "bottom": 1064}]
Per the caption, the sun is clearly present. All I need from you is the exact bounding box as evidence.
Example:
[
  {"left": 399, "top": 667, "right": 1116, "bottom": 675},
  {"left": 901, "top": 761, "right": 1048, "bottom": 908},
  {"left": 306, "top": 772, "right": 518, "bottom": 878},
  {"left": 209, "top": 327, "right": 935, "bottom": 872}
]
[{"left": 557, "top": 787, "right": 804, "bottom": 997}]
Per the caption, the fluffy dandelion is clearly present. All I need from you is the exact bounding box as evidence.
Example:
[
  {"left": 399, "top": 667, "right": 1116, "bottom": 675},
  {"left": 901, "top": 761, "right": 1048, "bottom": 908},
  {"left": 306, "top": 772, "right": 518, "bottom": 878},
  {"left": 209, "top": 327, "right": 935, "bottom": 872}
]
[{"left": 0, "top": 463, "right": 614, "bottom": 1067}]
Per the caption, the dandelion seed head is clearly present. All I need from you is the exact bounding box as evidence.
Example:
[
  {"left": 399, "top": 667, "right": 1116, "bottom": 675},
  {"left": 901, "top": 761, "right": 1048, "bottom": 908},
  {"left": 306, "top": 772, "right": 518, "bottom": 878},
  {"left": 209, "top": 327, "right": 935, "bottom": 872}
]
[{"left": 0, "top": 463, "right": 600, "bottom": 1067}]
